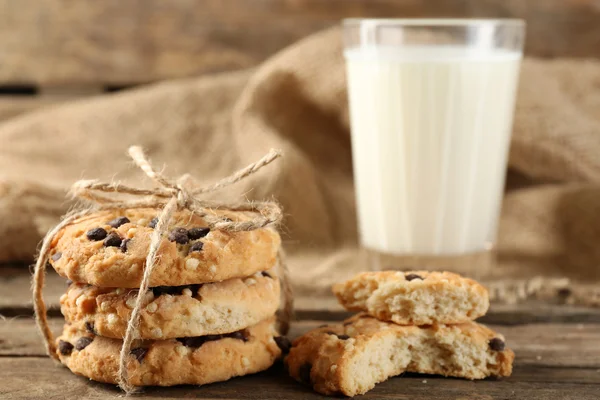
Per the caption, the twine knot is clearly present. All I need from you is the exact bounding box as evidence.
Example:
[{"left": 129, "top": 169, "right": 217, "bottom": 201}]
[{"left": 32, "top": 146, "right": 293, "bottom": 394}]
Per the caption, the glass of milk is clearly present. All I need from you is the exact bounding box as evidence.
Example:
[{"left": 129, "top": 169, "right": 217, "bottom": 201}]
[{"left": 344, "top": 19, "right": 525, "bottom": 277}]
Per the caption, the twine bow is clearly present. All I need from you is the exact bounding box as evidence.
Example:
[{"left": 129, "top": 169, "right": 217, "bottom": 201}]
[{"left": 33, "top": 146, "right": 292, "bottom": 393}]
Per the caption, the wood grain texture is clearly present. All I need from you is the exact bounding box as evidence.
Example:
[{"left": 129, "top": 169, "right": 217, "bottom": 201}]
[
  {"left": 0, "top": 267, "right": 65, "bottom": 312},
  {"left": 0, "top": 0, "right": 598, "bottom": 86},
  {"left": 1, "top": 354, "right": 599, "bottom": 399}
]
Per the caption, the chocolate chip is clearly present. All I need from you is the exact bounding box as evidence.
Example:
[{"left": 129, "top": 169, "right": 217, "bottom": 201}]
[
  {"left": 58, "top": 340, "right": 73, "bottom": 356},
  {"left": 51, "top": 252, "right": 62, "bottom": 262},
  {"left": 405, "top": 273, "right": 423, "bottom": 281},
  {"left": 299, "top": 363, "right": 312, "bottom": 385},
  {"left": 261, "top": 271, "right": 273, "bottom": 279},
  {"left": 148, "top": 217, "right": 158, "bottom": 228},
  {"left": 103, "top": 232, "right": 122, "bottom": 247},
  {"left": 84, "top": 321, "right": 96, "bottom": 335},
  {"left": 177, "top": 335, "right": 221, "bottom": 348},
  {"left": 489, "top": 338, "right": 505, "bottom": 351},
  {"left": 75, "top": 337, "right": 93, "bottom": 351},
  {"left": 120, "top": 238, "right": 131, "bottom": 253},
  {"left": 130, "top": 347, "right": 148, "bottom": 362},
  {"left": 107, "top": 216, "right": 130, "bottom": 228},
  {"left": 189, "top": 241, "right": 204, "bottom": 253},
  {"left": 188, "top": 227, "right": 210, "bottom": 240},
  {"left": 168, "top": 228, "right": 189, "bottom": 244},
  {"left": 274, "top": 336, "right": 291, "bottom": 354},
  {"left": 66, "top": 279, "right": 73, "bottom": 287},
  {"left": 86, "top": 227, "right": 107, "bottom": 241},
  {"left": 336, "top": 334, "right": 350, "bottom": 340}
]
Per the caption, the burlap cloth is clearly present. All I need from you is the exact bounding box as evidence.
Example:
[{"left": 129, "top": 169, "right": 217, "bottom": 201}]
[{"left": 1, "top": 28, "right": 599, "bottom": 304}]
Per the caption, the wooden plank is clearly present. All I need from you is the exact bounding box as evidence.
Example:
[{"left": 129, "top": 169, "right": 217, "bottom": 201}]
[
  {"left": 0, "top": 0, "right": 598, "bottom": 85},
  {"left": 0, "top": 267, "right": 65, "bottom": 312},
  {"left": 0, "top": 357, "right": 598, "bottom": 400},
  {"left": 3, "top": 318, "right": 600, "bottom": 369}
]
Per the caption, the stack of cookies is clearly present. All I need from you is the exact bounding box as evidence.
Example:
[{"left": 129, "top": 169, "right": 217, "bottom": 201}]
[
  {"left": 286, "top": 271, "right": 514, "bottom": 397},
  {"left": 47, "top": 208, "right": 288, "bottom": 386}
]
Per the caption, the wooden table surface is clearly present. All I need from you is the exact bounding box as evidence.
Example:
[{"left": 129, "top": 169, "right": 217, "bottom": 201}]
[{"left": 1, "top": 267, "right": 600, "bottom": 399}]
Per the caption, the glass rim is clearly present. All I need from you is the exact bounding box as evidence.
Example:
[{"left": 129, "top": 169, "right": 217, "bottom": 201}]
[{"left": 343, "top": 18, "right": 525, "bottom": 28}]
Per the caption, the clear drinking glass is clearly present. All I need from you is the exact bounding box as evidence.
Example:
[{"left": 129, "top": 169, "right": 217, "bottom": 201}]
[{"left": 344, "top": 19, "right": 525, "bottom": 277}]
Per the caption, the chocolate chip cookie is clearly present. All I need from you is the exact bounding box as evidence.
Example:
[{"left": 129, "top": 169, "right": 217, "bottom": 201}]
[
  {"left": 48, "top": 208, "right": 281, "bottom": 287},
  {"left": 61, "top": 269, "right": 280, "bottom": 339},
  {"left": 56, "top": 317, "right": 283, "bottom": 386},
  {"left": 286, "top": 314, "right": 513, "bottom": 396},
  {"left": 333, "top": 271, "right": 489, "bottom": 325}
]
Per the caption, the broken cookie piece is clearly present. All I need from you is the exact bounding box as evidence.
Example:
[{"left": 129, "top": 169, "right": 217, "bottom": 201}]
[{"left": 285, "top": 314, "right": 513, "bottom": 396}]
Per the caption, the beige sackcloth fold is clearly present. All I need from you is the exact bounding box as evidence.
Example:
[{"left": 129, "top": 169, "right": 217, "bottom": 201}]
[{"left": 1, "top": 27, "right": 600, "bottom": 303}]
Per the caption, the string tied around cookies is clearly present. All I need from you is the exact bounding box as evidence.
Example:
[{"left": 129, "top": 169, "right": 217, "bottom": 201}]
[{"left": 32, "top": 146, "right": 293, "bottom": 394}]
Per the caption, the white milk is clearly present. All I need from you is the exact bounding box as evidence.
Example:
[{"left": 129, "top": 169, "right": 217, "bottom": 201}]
[{"left": 345, "top": 46, "right": 521, "bottom": 255}]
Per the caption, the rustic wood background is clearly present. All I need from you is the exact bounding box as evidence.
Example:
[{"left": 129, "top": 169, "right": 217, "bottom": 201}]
[
  {"left": 2, "top": 310, "right": 600, "bottom": 399},
  {"left": 1, "top": 2, "right": 600, "bottom": 398},
  {"left": 0, "top": 0, "right": 599, "bottom": 122}
]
